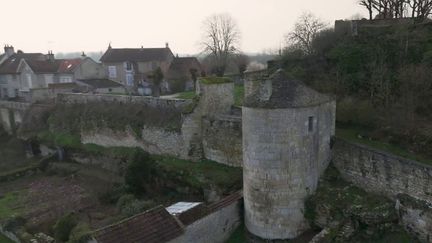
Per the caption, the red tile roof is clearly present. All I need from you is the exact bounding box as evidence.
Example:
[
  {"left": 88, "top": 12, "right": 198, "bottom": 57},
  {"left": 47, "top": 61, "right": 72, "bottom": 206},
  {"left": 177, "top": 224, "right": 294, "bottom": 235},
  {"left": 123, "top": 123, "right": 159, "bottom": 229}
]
[
  {"left": 57, "top": 59, "right": 83, "bottom": 73},
  {"left": 100, "top": 48, "right": 174, "bottom": 63},
  {"left": 93, "top": 206, "right": 184, "bottom": 243}
]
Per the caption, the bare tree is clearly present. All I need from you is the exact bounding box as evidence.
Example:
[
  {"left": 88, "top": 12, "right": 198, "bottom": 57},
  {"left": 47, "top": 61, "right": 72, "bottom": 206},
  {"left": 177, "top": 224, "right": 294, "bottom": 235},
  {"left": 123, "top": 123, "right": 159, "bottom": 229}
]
[
  {"left": 359, "top": 0, "right": 432, "bottom": 19},
  {"left": 201, "top": 13, "right": 240, "bottom": 77},
  {"left": 360, "top": 0, "right": 375, "bottom": 20},
  {"left": 286, "top": 12, "right": 327, "bottom": 55}
]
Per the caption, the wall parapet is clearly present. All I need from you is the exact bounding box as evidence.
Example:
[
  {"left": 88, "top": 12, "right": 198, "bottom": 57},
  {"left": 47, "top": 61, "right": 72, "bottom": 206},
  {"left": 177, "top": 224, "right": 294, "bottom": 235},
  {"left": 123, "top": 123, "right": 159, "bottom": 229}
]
[
  {"left": 0, "top": 101, "right": 31, "bottom": 111},
  {"left": 56, "top": 93, "right": 193, "bottom": 110}
]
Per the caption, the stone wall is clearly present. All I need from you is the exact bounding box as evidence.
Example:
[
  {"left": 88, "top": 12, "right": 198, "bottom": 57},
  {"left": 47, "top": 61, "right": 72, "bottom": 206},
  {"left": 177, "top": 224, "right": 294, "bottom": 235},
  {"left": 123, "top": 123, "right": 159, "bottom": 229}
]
[
  {"left": 0, "top": 101, "right": 31, "bottom": 134},
  {"left": 197, "top": 82, "right": 234, "bottom": 118},
  {"left": 57, "top": 93, "right": 193, "bottom": 110},
  {"left": 81, "top": 126, "right": 194, "bottom": 161},
  {"left": 397, "top": 195, "right": 432, "bottom": 242},
  {"left": 333, "top": 138, "right": 432, "bottom": 202},
  {"left": 202, "top": 115, "right": 242, "bottom": 167},
  {"left": 171, "top": 198, "right": 242, "bottom": 243}
]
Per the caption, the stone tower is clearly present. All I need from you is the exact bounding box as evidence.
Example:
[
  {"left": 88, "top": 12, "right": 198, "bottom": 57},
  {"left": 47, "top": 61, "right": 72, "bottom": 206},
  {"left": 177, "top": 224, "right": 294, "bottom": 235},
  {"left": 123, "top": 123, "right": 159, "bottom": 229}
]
[{"left": 242, "top": 70, "right": 335, "bottom": 240}]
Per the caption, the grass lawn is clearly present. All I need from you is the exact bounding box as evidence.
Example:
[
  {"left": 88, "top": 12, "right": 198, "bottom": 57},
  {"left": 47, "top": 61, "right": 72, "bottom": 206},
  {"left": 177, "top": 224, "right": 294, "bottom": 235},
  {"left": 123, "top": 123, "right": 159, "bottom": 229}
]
[
  {"left": 0, "top": 234, "right": 14, "bottom": 243},
  {"left": 0, "top": 191, "right": 26, "bottom": 219},
  {"left": 175, "top": 84, "right": 244, "bottom": 107},
  {"left": 234, "top": 84, "right": 244, "bottom": 107},
  {"left": 336, "top": 127, "right": 432, "bottom": 165},
  {"left": 176, "top": 91, "right": 196, "bottom": 99},
  {"left": 154, "top": 156, "right": 242, "bottom": 190}
]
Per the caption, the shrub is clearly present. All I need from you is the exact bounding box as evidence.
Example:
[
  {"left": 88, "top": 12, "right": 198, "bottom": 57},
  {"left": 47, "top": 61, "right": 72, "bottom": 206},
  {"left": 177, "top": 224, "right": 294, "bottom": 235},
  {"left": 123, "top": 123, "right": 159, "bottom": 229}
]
[
  {"left": 68, "top": 223, "right": 92, "bottom": 243},
  {"left": 124, "top": 149, "right": 158, "bottom": 193},
  {"left": 97, "top": 184, "right": 126, "bottom": 205},
  {"left": 53, "top": 213, "right": 78, "bottom": 242},
  {"left": 116, "top": 194, "right": 136, "bottom": 209},
  {"left": 120, "top": 199, "right": 155, "bottom": 217}
]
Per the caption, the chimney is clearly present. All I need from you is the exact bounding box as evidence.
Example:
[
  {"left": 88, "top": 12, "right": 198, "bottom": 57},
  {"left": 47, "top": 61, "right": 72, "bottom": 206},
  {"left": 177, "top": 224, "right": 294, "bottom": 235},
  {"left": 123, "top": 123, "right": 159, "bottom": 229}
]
[
  {"left": 81, "top": 51, "right": 87, "bottom": 59},
  {"left": 165, "top": 42, "right": 169, "bottom": 48},
  {"left": 4, "top": 45, "right": 15, "bottom": 57},
  {"left": 46, "top": 51, "right": 55, "bottom": 61}
]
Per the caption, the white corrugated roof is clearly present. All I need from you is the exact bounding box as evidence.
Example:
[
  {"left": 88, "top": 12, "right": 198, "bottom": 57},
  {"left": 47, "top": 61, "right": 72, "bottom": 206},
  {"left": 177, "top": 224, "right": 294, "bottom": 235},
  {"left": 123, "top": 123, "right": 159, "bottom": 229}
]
[{"left": 165, "top": 202, "right": 202, "bottom": 215}]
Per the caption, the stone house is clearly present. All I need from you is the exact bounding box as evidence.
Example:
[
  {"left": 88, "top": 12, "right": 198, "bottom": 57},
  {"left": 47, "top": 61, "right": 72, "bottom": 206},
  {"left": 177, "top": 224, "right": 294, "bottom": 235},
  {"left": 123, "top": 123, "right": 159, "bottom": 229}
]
[
  {"left": 99, "top": 44, "right": 174, "bottom": 91},
  {"left": 166, "top": 57, "right": 203, "bottom": 92},
  {"left": 0, "top": 47, "right": 106, "bottom": 101},
  {"left": 0, "top": 47, "right": 46, "bottom": 99}
]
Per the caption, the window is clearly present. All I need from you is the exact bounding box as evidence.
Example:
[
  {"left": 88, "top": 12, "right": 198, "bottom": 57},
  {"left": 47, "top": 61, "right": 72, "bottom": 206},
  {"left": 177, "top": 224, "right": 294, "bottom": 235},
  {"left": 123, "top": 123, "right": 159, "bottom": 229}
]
[
  {"left": 108, "top": 66, "right": 117, "bottom": 78},
  {"left": 308, "top": 116, "right": 314, "bottom": 133},
  {"left": 60, "top": 76, "right": 72, "bottom": 83},
  {"left": 108, "top": 88, "right": 112, "bottom": 92},
  {"left": 125, "top": 62, "right": 132, "bottom": 71},
  {"left": 14, "top": 89, "right": 19, "bottom": 97},
  {"left": 151, "top": 61, "right": 158, "bottom": 70},
  {"left": 26, "top": 74, "right": 32, "bottom": 89}
]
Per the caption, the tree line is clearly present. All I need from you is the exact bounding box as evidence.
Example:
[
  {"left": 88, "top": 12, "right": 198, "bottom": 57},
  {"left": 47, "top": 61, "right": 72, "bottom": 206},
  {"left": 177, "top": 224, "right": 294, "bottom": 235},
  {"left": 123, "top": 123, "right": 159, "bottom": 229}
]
[{"left": 359, "top": 0, "right": 432, "bottom": 20}]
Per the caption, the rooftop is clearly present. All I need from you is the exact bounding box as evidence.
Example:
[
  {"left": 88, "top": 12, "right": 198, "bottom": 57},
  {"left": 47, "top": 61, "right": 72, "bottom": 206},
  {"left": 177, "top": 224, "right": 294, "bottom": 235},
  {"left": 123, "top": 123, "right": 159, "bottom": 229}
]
[
  {"left": 93, "top": 206, "right": 184, "bottom": 243},
  {"left": 0, "top": 53, "right": 45, "bottom": 74},
  {"left": 244, "top": 69, "right": 333, "bottom": 108},
  {"left": 166, "top": 202, "right": 202, "bottom": 215},
  {"left": 100, "top": 47, "right": 174, "bottom": 63},
  {"left": 76, "top": 79, "right": 123, "bottom": 88}
]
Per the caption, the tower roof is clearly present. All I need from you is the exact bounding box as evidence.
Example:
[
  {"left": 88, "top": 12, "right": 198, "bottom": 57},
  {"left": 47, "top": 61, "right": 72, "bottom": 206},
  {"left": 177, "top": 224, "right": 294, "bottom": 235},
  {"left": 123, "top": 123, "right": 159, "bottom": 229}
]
[{"left": 244, "top": 69, "right": 333, "bottom": 108}]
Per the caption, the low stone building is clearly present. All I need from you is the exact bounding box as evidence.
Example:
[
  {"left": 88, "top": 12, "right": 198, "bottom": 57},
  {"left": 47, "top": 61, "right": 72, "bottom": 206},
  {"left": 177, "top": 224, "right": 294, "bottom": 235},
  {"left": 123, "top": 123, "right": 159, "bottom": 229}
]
[{"left": 75, "top": 79, "right": 125, "bottom": 94}]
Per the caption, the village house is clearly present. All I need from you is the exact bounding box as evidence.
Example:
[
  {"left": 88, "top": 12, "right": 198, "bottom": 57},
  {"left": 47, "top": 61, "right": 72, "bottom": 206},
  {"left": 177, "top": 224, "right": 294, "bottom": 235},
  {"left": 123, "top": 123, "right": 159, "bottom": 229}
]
[
  {"left": 0, "top": 46, "right": 106, "bottom": 101},
  {"left": 100, "top": 44, "right": 174, "bottom": 92},
  {"left": 165, "top": 57, "right": 203, "bottom": 92}
]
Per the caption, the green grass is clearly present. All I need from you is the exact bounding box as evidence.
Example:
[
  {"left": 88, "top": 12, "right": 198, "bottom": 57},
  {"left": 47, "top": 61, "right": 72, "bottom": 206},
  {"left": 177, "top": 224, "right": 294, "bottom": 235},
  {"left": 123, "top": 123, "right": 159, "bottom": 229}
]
[
  {"left": 37, "top": 131, "right": 82, "bottom": 149},
  {"left": 234, "top": 85, "right": 244, "bottom": 107},
  {"left": 226, "top": 223, "right": 246, "bottom": 243},
  {"left": 0, "top": 191, "right": 26, "bottom": 219},
  {"left": 336, "top": 127, "right": 432, "bottom": 165},
  {"left": 0, "top": 234, "right": 14, "bottom": 243},
  {"left": 200, "top": 77, "right": 232, "bottom": 84},
  {"left": 176, "top": 91, "right": 196, "bottom": 99},
  {"left": 153, "top": 156, "right": 242, "bottom": 190}
]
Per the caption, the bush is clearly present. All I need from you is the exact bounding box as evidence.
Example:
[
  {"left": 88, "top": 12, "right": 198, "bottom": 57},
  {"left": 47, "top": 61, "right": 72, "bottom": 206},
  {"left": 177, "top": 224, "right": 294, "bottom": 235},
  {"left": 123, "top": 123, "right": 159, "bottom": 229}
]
[
  {"left": 124, "top": 149, "right": 158, "bottom": 193},
  {"left": 120, "top": 199, "right": 155, "bottom": 217},
  {"left": 337, "top": 97, "right": 378, "bottom": 128},
  {"left": 68, "top": 223, "right": 92, "bottom": 243},
  {"left": 97, "top": 184, "right": 126, "bottom": 205},
  {"left": 116, "top": 194, "right": 136, "bottom": 209},
  {"left": 53, "top": 213, "right": 78, "bottom": 242}
]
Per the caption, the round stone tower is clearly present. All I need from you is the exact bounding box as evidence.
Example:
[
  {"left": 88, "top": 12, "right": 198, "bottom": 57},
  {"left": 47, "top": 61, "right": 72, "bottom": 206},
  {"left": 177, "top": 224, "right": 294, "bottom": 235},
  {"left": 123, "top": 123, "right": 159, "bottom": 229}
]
[{"left": 242, "top": 70, "right": 335, "bottom": 240}]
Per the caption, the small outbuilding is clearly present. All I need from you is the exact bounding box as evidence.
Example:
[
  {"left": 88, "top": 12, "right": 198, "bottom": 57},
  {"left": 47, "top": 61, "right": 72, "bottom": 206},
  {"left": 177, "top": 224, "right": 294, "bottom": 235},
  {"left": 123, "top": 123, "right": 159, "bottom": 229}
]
[{"left": 75, "top": 78, "right": 126, "bottom": 94}]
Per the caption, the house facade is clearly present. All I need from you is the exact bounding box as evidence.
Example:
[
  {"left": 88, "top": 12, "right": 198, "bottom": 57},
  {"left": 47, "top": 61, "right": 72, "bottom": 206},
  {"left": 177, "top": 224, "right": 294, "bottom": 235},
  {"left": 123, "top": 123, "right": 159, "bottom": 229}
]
[
  {"left": 99, "top": 44, "right": 175, "bottom": 92},
  {"left": 0, "top": 46, "right": 106, "bottom": 101}
]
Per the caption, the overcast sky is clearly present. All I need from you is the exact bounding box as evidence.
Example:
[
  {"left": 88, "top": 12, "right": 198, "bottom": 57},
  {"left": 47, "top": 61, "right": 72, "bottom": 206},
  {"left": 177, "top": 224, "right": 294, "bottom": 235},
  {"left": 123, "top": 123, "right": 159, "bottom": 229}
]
[{"left": 1, "top": 0, "right": 366, "bottom": 55}]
